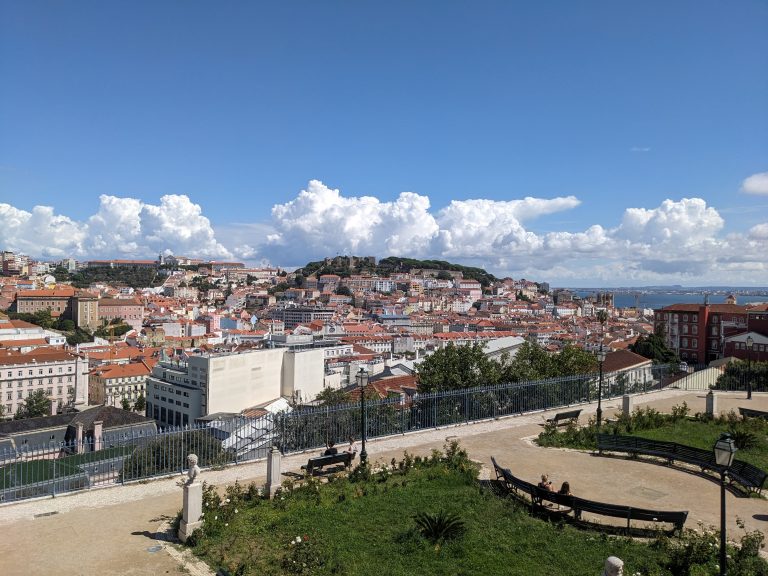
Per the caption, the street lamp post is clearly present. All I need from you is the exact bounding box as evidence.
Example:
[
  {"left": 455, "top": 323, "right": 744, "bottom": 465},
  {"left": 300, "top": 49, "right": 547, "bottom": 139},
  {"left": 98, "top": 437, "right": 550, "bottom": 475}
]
[
  {"left": 596, "top": 346, "right": 606, "bottom": 429},
  {"left": 746, "top": 336, "right": 753, "bottom": 400},
  {"left": 713, "top": 433, "right": 738, "bottom": 576},
  {"left": 356, "top": 366, "right": 369, "bottom": 465}
]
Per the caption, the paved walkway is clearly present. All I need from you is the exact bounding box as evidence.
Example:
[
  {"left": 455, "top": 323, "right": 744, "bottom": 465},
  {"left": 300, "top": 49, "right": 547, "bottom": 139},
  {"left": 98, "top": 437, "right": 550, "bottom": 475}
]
[{"left": 1, "top": 389, "right": 766, "bottom": 576}]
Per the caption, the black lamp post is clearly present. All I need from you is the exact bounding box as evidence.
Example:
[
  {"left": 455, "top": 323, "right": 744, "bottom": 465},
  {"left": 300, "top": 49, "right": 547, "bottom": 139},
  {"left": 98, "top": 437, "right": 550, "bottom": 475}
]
[
  {"left": 356, "top": 366, "right": 369, "bottom": 465},
  {"left": 746, "top": 336, "right": 753, "bottom": 400},
  {"left": 596, "top": 346, "right": 606, "bottom": 429},
  {"left": 713, "top": 433, "right": 738, "bottom": 576}
]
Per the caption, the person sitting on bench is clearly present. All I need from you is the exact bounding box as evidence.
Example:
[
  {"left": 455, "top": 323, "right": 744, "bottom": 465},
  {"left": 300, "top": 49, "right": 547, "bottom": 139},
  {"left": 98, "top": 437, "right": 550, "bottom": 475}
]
[
  {"left": 538, "top": 474, "right": 553, "bottom": 491},
  {"left": 557, "top": 481, "right": 572, "bottom": 496},
  {"left": 323, "top": 441, "right": 338, "bottom": 456}
]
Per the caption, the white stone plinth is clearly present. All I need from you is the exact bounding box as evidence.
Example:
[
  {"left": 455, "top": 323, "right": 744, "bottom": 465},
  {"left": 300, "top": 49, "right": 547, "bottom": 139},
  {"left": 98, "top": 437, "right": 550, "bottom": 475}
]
[
  {"left": 706, "top": 391, "right": 717, "bottom": 416},
  {"left": 622, "top": 394, "right": 633, "bottom": 416},
  {"left": 178, "top": 481, "right": 203, "bottom": 543},
  {"left": 267, "top": 446, "right": 282, "bottom": 499}
]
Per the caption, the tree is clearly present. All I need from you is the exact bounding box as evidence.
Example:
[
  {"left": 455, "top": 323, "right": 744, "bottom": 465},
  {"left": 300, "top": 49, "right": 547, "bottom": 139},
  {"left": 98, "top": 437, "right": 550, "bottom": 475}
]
[
  {"left": 120, "top": 398, "right": 132, "bottom": 411},
  {"left": 133, "top": 394, "right": 146, "bottom": 414},
  {"left": 335, "top": 285, "right": 352, "bottom": 297},
  {"left": 56, "top": 318, "right": 75, "bottom": 332},
  {"left": 67, "top": 327, "right": 94, "bottom": 346},
  {"left": 554, "top": 345, "right": 598, "bottom": 377},
  {"left": 436, "top": 270, "right": 453, "bottom": 281},
  {"left": 417, "top": 343, "right": 501, "bottom": 393},
  {"left": 500, "top": 341, "right": 554, "bottom": 382},
  {"left": 14, "top": 390, "right": 51, "bottom": 419},
  {"left": 630, "top": 330, "right": 679, "bottom": 364},
  {"left": 315, "top": 387, "right": 352, "bottom": 406}
]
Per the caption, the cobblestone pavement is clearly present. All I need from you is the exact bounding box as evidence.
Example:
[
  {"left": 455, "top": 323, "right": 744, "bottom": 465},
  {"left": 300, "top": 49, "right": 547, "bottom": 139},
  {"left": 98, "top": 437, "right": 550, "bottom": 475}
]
[{"left": 1, "top": 389, "right": 766, "bottom": 576}]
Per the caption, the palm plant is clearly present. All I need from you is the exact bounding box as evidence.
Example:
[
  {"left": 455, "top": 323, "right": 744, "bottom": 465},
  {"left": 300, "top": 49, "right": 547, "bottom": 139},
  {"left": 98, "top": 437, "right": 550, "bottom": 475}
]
[{"left": 413, "top": 509, "right": 465, "bottom": 547}]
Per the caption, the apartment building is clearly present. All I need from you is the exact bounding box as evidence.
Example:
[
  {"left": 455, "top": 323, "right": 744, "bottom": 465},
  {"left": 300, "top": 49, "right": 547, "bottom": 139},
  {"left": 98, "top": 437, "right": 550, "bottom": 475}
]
[
  {"left": 145, "top": 346, "right": 324, "bottom": 426},
  {"left": 89, "top": 361, "right": 150, "bottom": 407},
  {"left": 275, "top": 306, "right": 335, "bottom": 330},
  {"left": 15, "top": 287, "right": 99, "bottom": 329},
  {"left": 654, "top": 303, "right": 748, "bottom": 363},
  {"left": 97, "top": 298, "right": 144, "bottom": 332},
  {"left": 0, "top": 350, "right": 89, "bottom": 417}
]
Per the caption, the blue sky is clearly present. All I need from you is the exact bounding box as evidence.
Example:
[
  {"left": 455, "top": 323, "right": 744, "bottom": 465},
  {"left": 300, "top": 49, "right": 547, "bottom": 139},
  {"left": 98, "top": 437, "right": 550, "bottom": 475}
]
[{"left": 1, "top": 1, "right": 767, "bottom": 286}]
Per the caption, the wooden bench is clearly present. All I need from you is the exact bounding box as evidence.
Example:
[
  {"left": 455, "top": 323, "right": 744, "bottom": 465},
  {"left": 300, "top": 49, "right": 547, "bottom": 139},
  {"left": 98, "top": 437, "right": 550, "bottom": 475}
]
[
  {"left": 546, "top": 409, "right": 582, "bottom": 426},
  {"left": 572, "top": 497, "right": 687, "bottom": 532},
  {"left": 490, "top": 457, "right": 687, "bottom": 533},
  {"left": 301, "top": 451, "right": 354, "bottom": 475},
  {"left": 739, "top": 407, "right": 768, "bottom": 420},
  {"left": 597, "top": 434, "right": 767, "bottom": 494}
]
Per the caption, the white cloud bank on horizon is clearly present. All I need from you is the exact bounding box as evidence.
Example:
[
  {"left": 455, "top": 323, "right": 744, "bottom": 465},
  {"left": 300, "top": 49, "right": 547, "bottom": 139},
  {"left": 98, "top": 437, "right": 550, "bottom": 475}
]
[
  {"left": 1, "top": 179, "right": 767, "bottom": 285},
  {"left": 0, "top": 194, "right": 232, "bottom": 261},
  {"left": 742, "top": 172, "right": 768, "bottom": 195}
]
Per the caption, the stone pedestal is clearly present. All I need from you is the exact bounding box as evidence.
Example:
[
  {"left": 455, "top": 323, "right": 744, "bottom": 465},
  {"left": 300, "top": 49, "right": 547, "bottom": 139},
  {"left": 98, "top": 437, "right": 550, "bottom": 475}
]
[
  {"left": 622, "top": 395, "right": 633, "bottom": 417},
  {"left": 706, "top": 391, "right": 717, "bottom": 417},
  {"left": 178, "top": 481, "right": 203, "bottom": 543},
  {"left": 266, "top": 446, "right": 282, "bottom": 499}
]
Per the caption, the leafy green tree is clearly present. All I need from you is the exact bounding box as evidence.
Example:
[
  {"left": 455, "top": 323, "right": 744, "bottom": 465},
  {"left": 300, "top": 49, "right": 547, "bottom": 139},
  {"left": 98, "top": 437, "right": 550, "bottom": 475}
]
[
  {"left": 436, "top": 270, "right": 453, "bottom": 281},
  {"left": 315, "top": 387, "right": 352, "bottom": 406},
  {"left": 500, "top": 341, "right": 554, "bottom": 382},
  {"left": 417, "top": 343, "right": 501, "bottom": 393},
  {"left": 335, "top": 285, "right": 352, "bottom": 296},
  {"left": 630, "top": 329, "right": 678, "bottom": 364},
  {"left": 133, "top": 394, "right": 146, "bottom": 414},
  {"left": 268, "top": 282, "right": 291, "bottom": 295},
  {"left": 120, "top": 398, "right": 132, "bottom": 411},
  {"left": 121, "top": 430, "right": 228, "bottom": 480},
  {"left": 67, "top": 327, "right": 94, "bottom": 346},
  {"left": 554, "top": 345, "right": 598, "bottom": 377},
  {"left": 14, "top": 389, "right": 51, "bottom": 419},
  {"left": 56, "top": 318, "right": 75, "bottom": 332}
]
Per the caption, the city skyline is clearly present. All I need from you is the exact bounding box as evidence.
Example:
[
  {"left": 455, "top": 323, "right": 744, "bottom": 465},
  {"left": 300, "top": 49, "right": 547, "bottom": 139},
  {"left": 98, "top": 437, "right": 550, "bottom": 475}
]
[{"left": 1, "top": 1, "right": 767, "bottom": 287}]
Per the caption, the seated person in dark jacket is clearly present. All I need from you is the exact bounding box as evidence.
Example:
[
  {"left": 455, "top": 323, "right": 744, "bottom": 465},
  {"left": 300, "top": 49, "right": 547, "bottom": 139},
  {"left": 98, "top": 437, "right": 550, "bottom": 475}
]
[{"left": 323, "top": 441, "right": 338, "bottom": 456}]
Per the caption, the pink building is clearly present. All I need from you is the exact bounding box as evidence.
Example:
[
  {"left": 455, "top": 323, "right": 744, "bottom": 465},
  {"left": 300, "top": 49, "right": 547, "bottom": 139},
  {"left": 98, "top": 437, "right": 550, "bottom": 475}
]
[{"left": 98, "top": 298, "right": 144, "bottom": 332}]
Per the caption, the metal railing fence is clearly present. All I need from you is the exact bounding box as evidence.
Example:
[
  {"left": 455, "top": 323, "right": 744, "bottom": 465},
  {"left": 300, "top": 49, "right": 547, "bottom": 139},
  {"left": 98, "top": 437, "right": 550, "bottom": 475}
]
[{"left": 7, "top": 361, "right": 761, "bottom": 504}]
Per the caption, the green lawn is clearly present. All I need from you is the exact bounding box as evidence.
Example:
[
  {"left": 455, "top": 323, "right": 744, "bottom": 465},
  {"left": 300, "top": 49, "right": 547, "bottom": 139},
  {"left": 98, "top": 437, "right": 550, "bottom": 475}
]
[
  {"left": 0, "top": 445, "right": 132, "bottom": 488},
  {"left": 537, "top": 405, "right": 768, "bottom": 474},
  {"left": 633, "top": 419, "right": 768, "bottom": 471},
  {"left": 187, "top": 445, "right": 767, "bottom": 576}
]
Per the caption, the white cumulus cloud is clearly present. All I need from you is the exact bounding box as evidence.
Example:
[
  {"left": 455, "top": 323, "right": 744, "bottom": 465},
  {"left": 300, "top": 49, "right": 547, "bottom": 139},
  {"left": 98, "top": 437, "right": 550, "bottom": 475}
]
[
  {"left": 742, "top": 172, "right": 768, "bottom": 195},
  {"left": 0, "top": 195, "right": 231, "bottom": 261}
]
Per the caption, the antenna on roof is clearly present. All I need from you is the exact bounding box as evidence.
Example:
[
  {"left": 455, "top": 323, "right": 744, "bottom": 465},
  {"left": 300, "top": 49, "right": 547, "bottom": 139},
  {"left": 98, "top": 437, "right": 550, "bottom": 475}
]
[{"left": 704, "top": 292, "right": 709, "bottom": 306}]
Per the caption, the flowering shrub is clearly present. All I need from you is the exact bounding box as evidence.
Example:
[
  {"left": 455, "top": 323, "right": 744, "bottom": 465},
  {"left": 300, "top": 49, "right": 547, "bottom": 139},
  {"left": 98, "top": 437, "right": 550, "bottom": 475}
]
[
  {"left": 281, "top": 534, "right": 326, "bottom": 575},
  {"left": 652, "top": 521, "right": 767, "bottom": 576}
]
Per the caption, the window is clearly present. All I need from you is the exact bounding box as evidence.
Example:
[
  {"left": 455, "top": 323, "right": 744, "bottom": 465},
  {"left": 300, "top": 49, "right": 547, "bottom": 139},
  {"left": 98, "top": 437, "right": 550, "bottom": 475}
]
[
  {"left": 712, "top": 326, "right": 719, "bottom": 335},
  {"left": 692, "top": 325, "right": 698, "bottom": 335},
  {"left": 683, "top": 325, "right": 689, "bottom": 334},
  {"left": 692, "top": 339, "right": 697, "bottom": 348},
  {"left": 692, "top": 314, "right": 697, "bottom": 322},
  {"left": 47, "top": 387, "right": 53, "bottom": 395},
  {"left": 17, "top": 390, "right": 22, "bottom": 399},
  {"left": 682, "top": 338, "right": 688, "bottom": 347},
  {"left": 683, "top": 314, "right": 688, "bottom": 322},
  {"left": 711, "top": 341, "right": 718, "bottom": 350},
  {"left": 58, "top": 386, "right": 63, "bottom": 395},
  {"left": 6, "top": 392, "right": 11, "bottom": 401}
]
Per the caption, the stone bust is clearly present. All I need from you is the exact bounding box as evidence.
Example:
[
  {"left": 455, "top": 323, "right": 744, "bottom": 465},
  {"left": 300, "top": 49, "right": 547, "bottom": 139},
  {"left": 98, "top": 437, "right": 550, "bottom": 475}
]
[
  {"left": 601, "top": 556, "right": 624, "bottom": 576},
  {"left": 186, "top": 453, "right": 201, "bottom": 485}
]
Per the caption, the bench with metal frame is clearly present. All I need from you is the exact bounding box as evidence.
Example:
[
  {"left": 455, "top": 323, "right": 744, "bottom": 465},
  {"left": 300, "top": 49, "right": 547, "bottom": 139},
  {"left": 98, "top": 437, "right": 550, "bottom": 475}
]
[
  {"left": 490, "top": 456, "right": 687, "bottom": 533},
  {"left": 739, "top": 407, "right": 768, "bottom": 421},
  {"left": 545, "top": 409, "right": 582, "bottom": 426},
  {"left": 301, "top": 451, "right": 354, "bottom": 475},
  {"left": 597, "top": 434, "right": 767, "bottom": 494}
]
